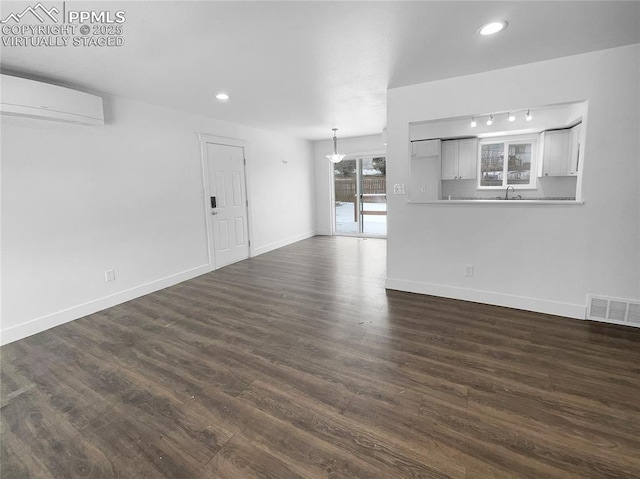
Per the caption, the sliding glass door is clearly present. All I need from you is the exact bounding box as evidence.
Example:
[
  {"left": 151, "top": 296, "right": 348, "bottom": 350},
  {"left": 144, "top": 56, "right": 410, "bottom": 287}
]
[{"left": 333, "top": 156, "right": 386, "bottom": 237}]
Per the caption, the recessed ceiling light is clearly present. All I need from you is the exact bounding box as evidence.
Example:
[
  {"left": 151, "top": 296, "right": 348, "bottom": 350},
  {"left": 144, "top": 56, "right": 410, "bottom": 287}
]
[
  {"left": 478, "top": 21, "right": 508, "bottom": 36},
  {"left": 215, "top": 93, "right": 229, "bottom": 101}
]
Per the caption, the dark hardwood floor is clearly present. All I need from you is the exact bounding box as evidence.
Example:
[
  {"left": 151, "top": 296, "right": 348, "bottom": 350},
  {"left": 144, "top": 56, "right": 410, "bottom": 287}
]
[{"left": 2, "top": 236, "right": 640, "bottom": 478}]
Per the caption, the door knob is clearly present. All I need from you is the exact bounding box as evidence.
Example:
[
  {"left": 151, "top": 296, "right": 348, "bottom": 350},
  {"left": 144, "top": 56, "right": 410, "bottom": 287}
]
[{"left": 211, "top": 211, "right": 218, "bottom": 215}]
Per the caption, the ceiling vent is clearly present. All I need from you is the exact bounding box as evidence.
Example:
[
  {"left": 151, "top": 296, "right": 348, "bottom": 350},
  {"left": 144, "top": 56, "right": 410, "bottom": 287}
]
[{"left": 586, "top": 295, "right": 640, "bottom": 327}]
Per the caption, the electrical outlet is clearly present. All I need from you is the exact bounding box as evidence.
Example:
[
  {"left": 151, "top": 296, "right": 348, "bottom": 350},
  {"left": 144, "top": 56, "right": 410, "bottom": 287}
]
[
  {"left": 393, "top": 183, "right": 405, "bottom": 195},
  {"left": 105, "top": 269, "right": 116, "bottom": 282},
  {"left": 464, "top": 264, "right": 474, "bottom": 277}
]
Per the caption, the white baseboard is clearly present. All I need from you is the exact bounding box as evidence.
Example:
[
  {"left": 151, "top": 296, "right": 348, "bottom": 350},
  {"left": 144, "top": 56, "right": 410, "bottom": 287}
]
[
  {"left": 385, "top": 277, "right": 586, "bottom": 319},
  {"left": 1, "top": 264, "right": 211, "bottom": 346},
  {"left": 252, "top": 231, "right": 316, "bottom": 257},
  {"left": 575, "top": 316, "right": 640, "bottom": 329}
]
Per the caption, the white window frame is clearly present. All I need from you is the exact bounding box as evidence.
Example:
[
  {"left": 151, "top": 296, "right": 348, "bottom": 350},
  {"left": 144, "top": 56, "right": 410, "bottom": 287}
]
[{"left": 477, "top": 135, "right": 538, "bottom": 189}]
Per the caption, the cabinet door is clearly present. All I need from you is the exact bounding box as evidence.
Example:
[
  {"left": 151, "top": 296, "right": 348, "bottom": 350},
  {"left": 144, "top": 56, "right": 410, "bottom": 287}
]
[
  {"left": 457, "top": 138, "right": 478, "bottom": 179},
  {"left": 568, "top": 124, "right": 581, "bottom": 175},
  {"left": 412, "top": 139, "right": 440, "bottom": 158},
  {"left": 542, "top": 130, "right": 570, "bottom": 176},
  {"left": 441, "top": 140, "right": 458, "bottom": 180}
]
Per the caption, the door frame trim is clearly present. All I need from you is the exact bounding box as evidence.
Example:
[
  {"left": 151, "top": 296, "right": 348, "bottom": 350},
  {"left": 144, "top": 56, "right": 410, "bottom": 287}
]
[{"left": 197, "top": 133, "right": 253, "bottom": 271}]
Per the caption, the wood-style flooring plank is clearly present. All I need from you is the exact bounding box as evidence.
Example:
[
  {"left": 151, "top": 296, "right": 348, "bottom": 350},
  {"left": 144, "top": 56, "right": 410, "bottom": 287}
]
[
  {"left": 200, "top": 435, "right": 305, "bottom": 479},
  {"left": 237, "top": 379, "right": 466, "bottom": 479},
  {"left": 2, "top": 236, "right": 640, "bottom": 478}
]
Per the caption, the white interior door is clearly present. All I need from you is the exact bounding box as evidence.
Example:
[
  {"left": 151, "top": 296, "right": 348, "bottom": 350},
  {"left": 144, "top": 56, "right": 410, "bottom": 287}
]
[{"left": 205, "top": 142, "right": 249, "bottom": 268}]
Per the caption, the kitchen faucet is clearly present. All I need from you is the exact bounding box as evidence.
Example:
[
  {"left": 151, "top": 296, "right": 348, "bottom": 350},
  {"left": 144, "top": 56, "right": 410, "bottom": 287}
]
[{"left": 505, "top": 185, "right": 515, "bottom": 200}]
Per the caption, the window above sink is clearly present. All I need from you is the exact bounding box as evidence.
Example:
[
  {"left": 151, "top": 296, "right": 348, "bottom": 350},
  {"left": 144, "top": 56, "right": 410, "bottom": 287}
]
[{"left": 478, "top": 135, "right": 537, "bottom": 189}]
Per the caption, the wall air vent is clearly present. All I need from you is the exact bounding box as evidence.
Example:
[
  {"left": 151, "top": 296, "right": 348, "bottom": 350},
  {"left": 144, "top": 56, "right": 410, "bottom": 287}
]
[{"left": 586, "top": 295, "right": 640, "bottom": 328}]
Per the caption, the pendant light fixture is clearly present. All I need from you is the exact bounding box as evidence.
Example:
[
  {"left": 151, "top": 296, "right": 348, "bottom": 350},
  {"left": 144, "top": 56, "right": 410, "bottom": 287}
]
[{"left": 326, "top": 128, "right": 345, "bottom": 163}]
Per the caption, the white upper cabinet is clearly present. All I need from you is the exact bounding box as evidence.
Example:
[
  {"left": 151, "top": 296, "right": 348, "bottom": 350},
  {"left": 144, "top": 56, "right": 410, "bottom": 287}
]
[
  {"left": 458, "top": 138, "right": 478, "bottom": 179},
  {"left": 441, "top": 140, "right": 458, "bottom": 179},
  {"left": 441, "top": 138, "right": 478, "bottom": 180},
  {"left": 539, "top": 129, "right": 571, "bottom": 177},
  {"left": 411, "top": 139, "right": 440, "bottom": 158}
]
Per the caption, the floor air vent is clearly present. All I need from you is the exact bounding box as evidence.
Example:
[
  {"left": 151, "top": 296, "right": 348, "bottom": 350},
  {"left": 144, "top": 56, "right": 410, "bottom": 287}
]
[{"left": 587, "top": 295, "right": 640, "bottom": 327}]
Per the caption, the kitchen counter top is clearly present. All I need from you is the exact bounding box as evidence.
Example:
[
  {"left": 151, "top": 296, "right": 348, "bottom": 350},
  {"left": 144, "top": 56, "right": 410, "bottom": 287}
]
[{"left": 409, "top": 198, "right": 583, "bottom": 205}]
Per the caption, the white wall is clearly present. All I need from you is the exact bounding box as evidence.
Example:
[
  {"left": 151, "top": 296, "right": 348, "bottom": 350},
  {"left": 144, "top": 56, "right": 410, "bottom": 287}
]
[
  {"left": 1, "top": 94, "right": 315, "bottom": 344},
  {"left": 314, "top": 134, "right": 386, "bottom": 234},
  {"left": 387, "top": 44, "right": 640, "bottom": 318}
]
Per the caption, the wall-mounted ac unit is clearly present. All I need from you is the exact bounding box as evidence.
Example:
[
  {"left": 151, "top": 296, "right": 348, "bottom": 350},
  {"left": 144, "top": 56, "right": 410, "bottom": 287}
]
[{"left": 0, "top": 74, "right": 104, "bottom": 126}]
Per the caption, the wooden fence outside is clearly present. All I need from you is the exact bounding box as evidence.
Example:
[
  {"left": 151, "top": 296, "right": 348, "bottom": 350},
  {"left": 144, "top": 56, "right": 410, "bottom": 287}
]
[{"left": 335, "top": 176, "right": 386, "bottom": 203}]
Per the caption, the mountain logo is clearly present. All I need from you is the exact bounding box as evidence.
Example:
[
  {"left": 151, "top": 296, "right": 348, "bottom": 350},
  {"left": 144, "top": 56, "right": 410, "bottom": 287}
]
[{"left": 1, "top": 3, "right": 60, "bottom": 24}]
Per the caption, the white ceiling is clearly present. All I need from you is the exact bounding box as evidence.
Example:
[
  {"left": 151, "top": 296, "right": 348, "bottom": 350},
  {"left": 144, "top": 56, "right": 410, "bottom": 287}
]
[{"left": 1, "top": 1, "right": 639, "bottom": 140}]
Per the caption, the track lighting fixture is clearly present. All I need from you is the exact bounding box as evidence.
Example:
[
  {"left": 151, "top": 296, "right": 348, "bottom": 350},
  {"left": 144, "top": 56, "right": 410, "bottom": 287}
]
[{"left": 471, "top": 109, "right": 533, "bottom": 128}]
